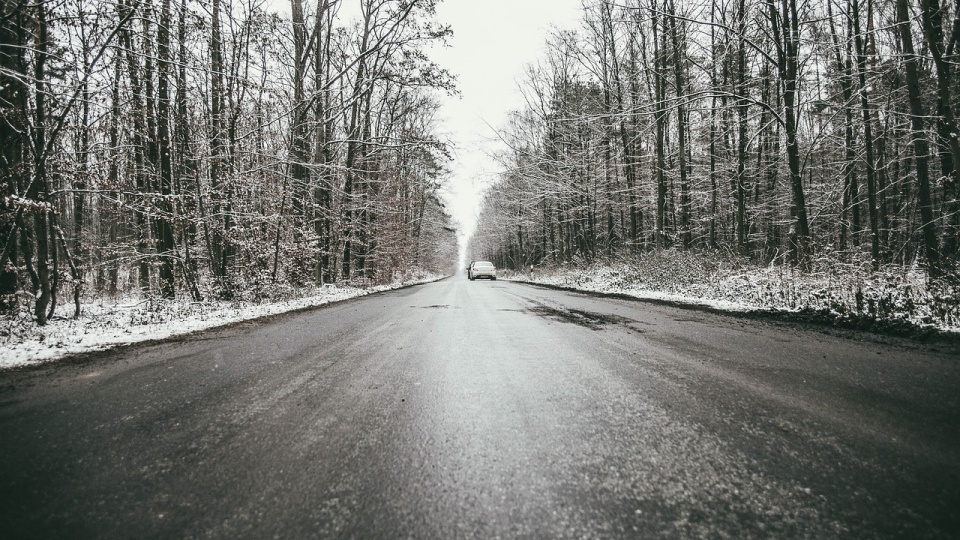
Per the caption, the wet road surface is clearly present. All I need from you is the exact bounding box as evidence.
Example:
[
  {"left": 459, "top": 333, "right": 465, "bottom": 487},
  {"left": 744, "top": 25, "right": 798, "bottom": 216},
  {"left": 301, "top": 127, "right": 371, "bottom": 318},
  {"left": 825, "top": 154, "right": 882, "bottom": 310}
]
[{"left": 1, "top": 278, "right": 958, "bottom": 538}]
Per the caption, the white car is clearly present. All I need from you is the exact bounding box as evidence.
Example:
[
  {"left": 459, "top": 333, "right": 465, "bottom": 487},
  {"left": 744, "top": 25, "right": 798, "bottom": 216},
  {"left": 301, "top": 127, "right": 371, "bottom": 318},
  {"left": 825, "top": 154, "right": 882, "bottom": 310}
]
[{"left": 469, "top": 261, "right": 497, "bottom": 281}]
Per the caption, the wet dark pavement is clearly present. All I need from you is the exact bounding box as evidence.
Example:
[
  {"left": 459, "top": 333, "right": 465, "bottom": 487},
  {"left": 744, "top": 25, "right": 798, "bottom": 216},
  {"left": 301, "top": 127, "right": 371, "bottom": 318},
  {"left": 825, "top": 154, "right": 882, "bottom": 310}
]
[{"left": 1, "top": 278, "right": 958, "bottom": 538}]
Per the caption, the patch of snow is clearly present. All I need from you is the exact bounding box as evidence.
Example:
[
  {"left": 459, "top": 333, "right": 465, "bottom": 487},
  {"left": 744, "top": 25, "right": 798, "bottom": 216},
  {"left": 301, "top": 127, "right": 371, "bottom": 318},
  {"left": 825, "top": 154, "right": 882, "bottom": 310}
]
[
  {"left": 0, "top": 275, "right": 445, "bottom": 370},
  {"left": 507, "top": 251, "right": 960, "bottom": 335}
]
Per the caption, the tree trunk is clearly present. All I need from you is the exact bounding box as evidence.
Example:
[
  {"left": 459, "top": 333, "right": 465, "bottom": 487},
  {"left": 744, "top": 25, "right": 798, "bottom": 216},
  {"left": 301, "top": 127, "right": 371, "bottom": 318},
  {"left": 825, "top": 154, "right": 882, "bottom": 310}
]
[
  {"left": 32, "top": 0, "right": 51, "bottom": 324},
  {"left": 827, "top": 0, "right": 861, "bottom": 251},
  {"left": 769, "top": 0, "right": 811, "bottom": 264},
  {"left": 918, "top": 0, "right": 960, "bottom": 260},
  {"left": 897, "top": 0, "right": 940, "bottom": 273},
  {"left": 314, "top": 0, "right": 334, "bottom": 283},
  {"left": 851, "top": 0, "right": 882, "bottom": 266},
  {"left": 735, "top": 0, "right": 750, "bottom": 254},
  {"left": 73, "top": 0, "right": 91, "bottom": 313},
  {"left": 667, "top": 0, "right": 691, "bottom": 249},
  {"left": 342, "top": 2, "right": 375, "bottom": 281},
  {"left": 209, "top": 0, "right": 229, "bottom": 293},
  {"left": 156, "top": 0, "right": 176, "bottom": 298},
  {"left": 119, "top": 0, "right": 151, "bottom": 292},
  {"left": 176, "top": 0, "right": 201, "bottom": 301},
  {"left": 0, "top": 0, "right": 28, "bottom": 311},
  {"left": 651, "top": 8, "right": 669, "bottom": 248}
]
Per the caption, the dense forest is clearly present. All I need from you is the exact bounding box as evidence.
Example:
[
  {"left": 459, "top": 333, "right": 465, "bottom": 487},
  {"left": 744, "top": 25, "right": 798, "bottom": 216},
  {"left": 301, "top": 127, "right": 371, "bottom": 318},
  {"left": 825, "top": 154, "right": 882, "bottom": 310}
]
[
  {"left": 470, "top": 0, "right": 960, "bottom": 287},
  {"left": 0, "top": 0, "right": 460, "bottom": 326}
]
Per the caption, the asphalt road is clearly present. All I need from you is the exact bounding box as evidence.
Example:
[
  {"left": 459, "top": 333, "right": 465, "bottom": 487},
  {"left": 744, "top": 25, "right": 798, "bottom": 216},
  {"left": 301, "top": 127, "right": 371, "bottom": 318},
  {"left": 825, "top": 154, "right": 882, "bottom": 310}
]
[{"left": 1, "top": 278, "right": 958, "bottom": 538}]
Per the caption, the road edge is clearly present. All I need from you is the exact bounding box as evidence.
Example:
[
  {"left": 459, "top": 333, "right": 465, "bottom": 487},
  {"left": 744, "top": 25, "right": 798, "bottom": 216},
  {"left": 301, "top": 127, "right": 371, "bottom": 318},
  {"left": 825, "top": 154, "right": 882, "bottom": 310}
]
[
  {"left": 512, "top": 279, "right": 960, "bottom": 353},
  {"left": 0, "top": 277, "right": 449, "bottom": 376}
]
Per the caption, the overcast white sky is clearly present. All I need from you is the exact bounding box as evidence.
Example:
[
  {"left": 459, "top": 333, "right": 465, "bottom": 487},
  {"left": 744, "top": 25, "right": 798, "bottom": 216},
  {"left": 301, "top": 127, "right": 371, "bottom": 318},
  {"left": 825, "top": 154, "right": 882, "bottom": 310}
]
[{"left": 429, "top": 0, "right": 584, "bottom": 244}]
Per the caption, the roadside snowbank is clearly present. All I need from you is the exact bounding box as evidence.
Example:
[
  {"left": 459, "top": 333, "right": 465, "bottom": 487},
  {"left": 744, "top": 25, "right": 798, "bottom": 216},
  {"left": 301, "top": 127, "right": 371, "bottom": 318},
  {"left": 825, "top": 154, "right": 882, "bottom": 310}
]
[
  {"left": 506, "top": 250, "right": 960, "bottom": 336},
  {"left": 0, "top": 275, "right": 445, "bottom": 370}
]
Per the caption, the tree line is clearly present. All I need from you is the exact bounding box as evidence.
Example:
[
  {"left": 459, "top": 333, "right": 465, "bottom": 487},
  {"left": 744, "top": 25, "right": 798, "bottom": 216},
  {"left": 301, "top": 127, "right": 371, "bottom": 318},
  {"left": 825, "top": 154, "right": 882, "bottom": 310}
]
[
  {"left": 0, "top": 0, "right": 459, "bottom": 325},
  {"left": 470, "top": 0, "right": 959, "bottom": 281}
]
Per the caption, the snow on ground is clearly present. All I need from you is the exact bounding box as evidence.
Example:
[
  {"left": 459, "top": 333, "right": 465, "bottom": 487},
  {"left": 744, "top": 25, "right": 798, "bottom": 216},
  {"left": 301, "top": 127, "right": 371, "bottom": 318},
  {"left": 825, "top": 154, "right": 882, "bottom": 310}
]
[
  {"left": 510, "top": 269, "right": 758, "bottom": 313},
  {"left": 4, "top": 253, "right": 957, "bottom": 371},
  {"left": 0, "top": 275, "right": 446, "bottom": 370},
  {"left": 504, "top": 251, "right": 960, "bottom": 336}
]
